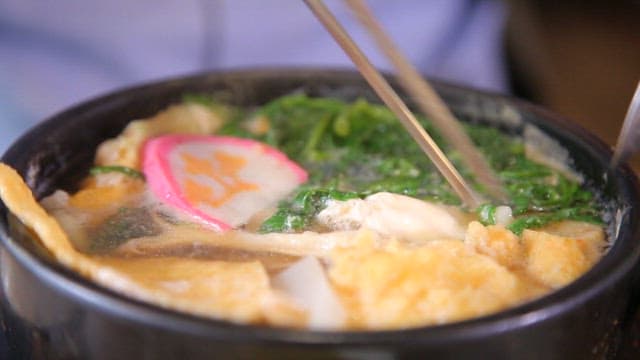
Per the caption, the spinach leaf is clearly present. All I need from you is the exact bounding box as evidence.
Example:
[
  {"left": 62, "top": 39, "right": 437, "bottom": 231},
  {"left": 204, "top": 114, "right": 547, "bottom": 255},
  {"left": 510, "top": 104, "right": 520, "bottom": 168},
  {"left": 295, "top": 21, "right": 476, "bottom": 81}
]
[
  {"left": 259, "top": 188, "right": 361, "bottom": 233},
  {"left": 90, "top": 165, "right": 145, "bottom": 180},
  {"left": 89, "top": 207, "right": 161, "bottom": 253},
  {"left": 201, "top": 94, "right": 602, "bottom": 234}
]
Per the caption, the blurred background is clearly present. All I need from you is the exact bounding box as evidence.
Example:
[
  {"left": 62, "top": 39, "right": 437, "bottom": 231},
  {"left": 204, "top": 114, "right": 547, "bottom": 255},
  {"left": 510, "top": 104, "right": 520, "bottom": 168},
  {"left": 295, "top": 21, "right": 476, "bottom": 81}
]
[
  {"left": 506, "top": 0, "right": 640, "bottom": 170},
  {"left": 0, "top": 0, "right": 639, "bottom": 168}
]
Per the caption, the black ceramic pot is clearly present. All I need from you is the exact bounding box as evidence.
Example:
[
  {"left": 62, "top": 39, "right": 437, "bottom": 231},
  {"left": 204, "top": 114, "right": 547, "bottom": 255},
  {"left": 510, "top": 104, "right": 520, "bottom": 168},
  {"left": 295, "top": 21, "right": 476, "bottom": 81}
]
[{"left": 1, "top": 69, "right": 639, "bottom": 360}]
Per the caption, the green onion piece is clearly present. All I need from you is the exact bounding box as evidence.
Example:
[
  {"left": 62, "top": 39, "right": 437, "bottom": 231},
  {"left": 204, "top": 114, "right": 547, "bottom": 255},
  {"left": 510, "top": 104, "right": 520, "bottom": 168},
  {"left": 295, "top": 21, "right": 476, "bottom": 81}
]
[
  {"left": 477, "top": 203, "right": 497, "bottom": 226},
  {"left": 90, "top": 165, "right": 145, "bottom": 180}
]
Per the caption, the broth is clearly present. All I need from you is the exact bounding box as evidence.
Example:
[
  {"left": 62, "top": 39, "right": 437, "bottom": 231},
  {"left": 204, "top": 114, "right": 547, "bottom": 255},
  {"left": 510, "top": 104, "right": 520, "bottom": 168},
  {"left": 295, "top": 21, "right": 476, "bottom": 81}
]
[{"left": 0, "top": 94, "right": 606, "bottom": 330}]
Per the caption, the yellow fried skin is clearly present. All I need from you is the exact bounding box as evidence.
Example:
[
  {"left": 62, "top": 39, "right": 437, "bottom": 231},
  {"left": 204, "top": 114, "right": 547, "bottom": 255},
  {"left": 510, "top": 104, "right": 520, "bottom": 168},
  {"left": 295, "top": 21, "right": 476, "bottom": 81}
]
[
  {"left": 94, "top": 256, "right": 306, "bottom": 326},
  {"left": 0, "top": 163, "right": 306, "bottom": 327},
  {"left": 96, "top": 103, "right": 224, "bottom": 169},
  {"left": 465, "top": 221, "right": 524, "bottom": 269},
  {"left": 523, "top": 223, "right": 605, "bottom": 288},
  {"left": 328, "top": 220, "right": 604, "bottom": 329},
  {"left": 328, "top": 233, "right": 539, "bottom": 329},
  {"left": 0, "top": 162, "right": 606, "bottom": 330}
]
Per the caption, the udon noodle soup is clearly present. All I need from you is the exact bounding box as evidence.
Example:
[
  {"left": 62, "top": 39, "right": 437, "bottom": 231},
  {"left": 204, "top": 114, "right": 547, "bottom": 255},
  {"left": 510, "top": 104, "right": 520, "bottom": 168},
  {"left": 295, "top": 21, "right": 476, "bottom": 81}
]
[{"left": 0, "top": 94, "right": 606, "bottom": 330}]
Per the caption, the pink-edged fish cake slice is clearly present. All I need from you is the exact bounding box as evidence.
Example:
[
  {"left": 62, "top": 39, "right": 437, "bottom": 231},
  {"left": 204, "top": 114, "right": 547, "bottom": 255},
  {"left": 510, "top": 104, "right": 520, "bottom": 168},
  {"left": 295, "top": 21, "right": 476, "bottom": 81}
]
[{"left": 143, "top": 135, "right": 308, "bottom": 231}]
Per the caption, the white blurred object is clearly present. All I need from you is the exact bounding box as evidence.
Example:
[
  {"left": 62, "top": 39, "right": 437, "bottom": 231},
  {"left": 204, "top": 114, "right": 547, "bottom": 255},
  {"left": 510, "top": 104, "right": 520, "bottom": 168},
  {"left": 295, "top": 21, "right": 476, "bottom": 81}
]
[
  {"left": 272, "top": 256, "right": 346, "bottom": 329},
  {"left": 494, "top": 205, "right": 513, "bottom": 226},
  {"left": 0, "top": 0, "right": 508, "bottom": 153},
  {"left": 611, "top": 80, "right": 640, "bottom": 169},
  {"left": 317, "top": 192, "right": 464, "bottom": 242}
]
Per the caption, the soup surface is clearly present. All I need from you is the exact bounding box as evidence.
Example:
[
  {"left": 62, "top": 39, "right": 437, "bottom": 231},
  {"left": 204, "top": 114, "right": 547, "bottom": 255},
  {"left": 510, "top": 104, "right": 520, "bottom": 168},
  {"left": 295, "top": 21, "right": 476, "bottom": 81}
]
[{"left": 0, "top": 94, "right": 606, "bottom": 330}]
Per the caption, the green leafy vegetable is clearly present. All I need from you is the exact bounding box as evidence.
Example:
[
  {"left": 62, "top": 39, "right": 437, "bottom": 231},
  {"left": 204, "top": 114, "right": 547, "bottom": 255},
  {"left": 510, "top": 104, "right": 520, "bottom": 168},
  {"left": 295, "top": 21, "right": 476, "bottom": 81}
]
[
  {"left": 507, "top": 207, "right": 602, "bottom": 235},
  {"left": 189, "top": 94, "right": 603, "bottom": 234},
  {"left": 478, "top": 203, "right": 497, "bottom": 226},
  {"left": 260, "top": 188, "right": 360, "bottom": 233},
  {"left": 90, "top": 165, "right": 145, "bottom": 180},
  {"left": 89, "top": 207, "right": 161, "bottom": 253}
]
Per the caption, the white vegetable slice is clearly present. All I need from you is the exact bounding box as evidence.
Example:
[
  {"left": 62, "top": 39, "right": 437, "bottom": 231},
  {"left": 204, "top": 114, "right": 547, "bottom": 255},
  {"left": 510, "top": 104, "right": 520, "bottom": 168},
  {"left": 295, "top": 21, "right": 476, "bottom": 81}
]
[
  {"left": 272, "top": 256, "right": 346, "bottom": 329},
  {"left": 494, "top": 205, "right": 513, "bottom": 226}
]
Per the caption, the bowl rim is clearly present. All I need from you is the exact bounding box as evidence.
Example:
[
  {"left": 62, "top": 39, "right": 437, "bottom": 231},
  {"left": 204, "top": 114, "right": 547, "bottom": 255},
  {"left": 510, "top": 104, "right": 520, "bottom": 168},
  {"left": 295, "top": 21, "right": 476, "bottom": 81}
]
[{"left": 1, "top": 67, "right": 640, "bottom": 346}]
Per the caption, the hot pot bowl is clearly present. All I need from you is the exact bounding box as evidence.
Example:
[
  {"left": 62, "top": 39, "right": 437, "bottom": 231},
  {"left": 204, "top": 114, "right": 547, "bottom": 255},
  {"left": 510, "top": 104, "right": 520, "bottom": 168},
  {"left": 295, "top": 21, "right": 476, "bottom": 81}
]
[{"left": 1, "top": 69, "right": 639, "bottom": 359}]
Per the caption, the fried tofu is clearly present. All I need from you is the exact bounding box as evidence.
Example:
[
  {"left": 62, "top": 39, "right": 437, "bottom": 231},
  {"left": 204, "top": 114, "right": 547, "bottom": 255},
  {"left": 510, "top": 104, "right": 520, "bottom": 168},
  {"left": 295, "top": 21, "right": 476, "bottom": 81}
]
[
  {"left": 94, "top": 256, "right": 306, "bottom": 326},
  {"left": 328, "top": 235, "right": 538, "bottom": 329},
  {"left": 465, "top": 221, "right": 525, "bottom": 269},
  {"left": 523, "top": 226, "right": 604, "bottom": 288},
  {"left": 96, "top": 103, "right": 223, "bottom": 169}
]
